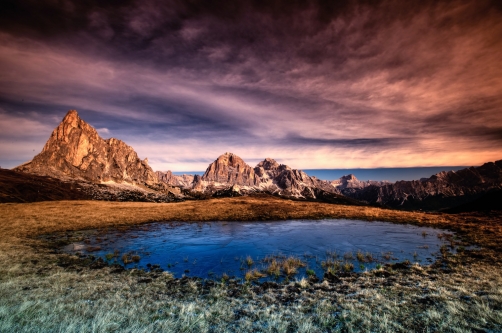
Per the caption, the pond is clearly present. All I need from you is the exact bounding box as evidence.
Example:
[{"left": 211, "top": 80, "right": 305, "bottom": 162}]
[{"left": 63, "top": 219, "right": 460, "bottom": 281}]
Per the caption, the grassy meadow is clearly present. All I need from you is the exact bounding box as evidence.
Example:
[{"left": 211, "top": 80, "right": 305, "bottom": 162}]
[{"left": 0, "top": 196, "right": 501, "bottom": 332}]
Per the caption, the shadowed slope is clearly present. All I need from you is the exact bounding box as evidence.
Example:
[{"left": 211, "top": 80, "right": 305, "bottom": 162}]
[
  {"left": 344, "top": 160, "right": 502, "bottom": 210},
  {"left": 0, "top": 168, "right": 91, "bottom": 203}
]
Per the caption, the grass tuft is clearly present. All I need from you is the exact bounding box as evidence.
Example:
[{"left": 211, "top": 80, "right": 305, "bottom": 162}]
[
  {"left": 343, "top": 261, "right": 354, "bottom": 272},
  {"left": 245, "top": 256, "right": 254, "bottom": 267},
  {"left": 356, "top": 250, "right": 365, "bottom": 262},
  {"left": 245, "top": 269, "right": 266, "bottom": 281},
  {"left": 265, "top": 259, "right": 281, "bottom": 277},
  {"left": 121, "top": 254, "right": 132, "bottom": 264}
]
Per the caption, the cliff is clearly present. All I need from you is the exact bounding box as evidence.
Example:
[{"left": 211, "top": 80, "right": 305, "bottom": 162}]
[{"left": 15, "top": 110, "right": 158, "bottom": 186}]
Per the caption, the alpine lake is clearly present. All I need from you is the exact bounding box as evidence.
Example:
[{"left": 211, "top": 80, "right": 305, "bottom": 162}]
[{"left": 56, "top": 219, "right": 465, "bottom": 282}]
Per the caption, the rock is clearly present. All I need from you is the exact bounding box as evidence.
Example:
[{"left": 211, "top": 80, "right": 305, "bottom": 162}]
[
  {"left": 15, "top": 110, "right": 158, "bottom": 186},
  {"left": 342, "top": 161, "right": 502, "bottom": 211},
  {"left": 254, "top": 157, "right": 340, "bottom": 199},
  {"left": 331, "top": 174, "right": 389, "bottom": 191},
  {"left": 156, "top": 170, "right": 194, "bottom": 187},
  {"left": 202, "top": 152, "right": 259, "bottom": 186}
]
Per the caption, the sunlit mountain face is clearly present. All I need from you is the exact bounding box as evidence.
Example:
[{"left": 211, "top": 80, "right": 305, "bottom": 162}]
[{"left": 0, "top": 0, "right": 501, "bottom": 171}]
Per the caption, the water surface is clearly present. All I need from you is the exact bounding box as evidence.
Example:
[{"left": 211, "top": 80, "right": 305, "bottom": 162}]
[{"left": 65, "top": 219, "right": 456, "bottom": 280}]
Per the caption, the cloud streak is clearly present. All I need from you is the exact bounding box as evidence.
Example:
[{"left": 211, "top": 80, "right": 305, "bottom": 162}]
[{"left": 0, "top": 0, "right": 501, "bottom": 171}]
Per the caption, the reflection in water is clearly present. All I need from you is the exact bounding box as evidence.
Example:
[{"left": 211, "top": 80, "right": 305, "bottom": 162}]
[{"left": 64, "top": 219, "right": 456, "bottom": 280}]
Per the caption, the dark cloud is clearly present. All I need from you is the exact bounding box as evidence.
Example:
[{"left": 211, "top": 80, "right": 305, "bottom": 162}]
[
  {"left": 0, "top": 0, "right": 501, "bottom": 170},
  {"left": 284, "top": 136, "right": 408, "bottom": 148}
]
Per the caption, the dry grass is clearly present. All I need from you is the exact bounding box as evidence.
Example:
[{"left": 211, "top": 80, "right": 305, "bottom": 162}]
[
  {"left": 1, "top": 196, "right": 500, "bottom": 251},
  {"left": 0, "top": 196, "right": 501, "bottom": 332},
  {"left": 281, "top": 256, "right": 306, "bottom": 276},
  {"left": 244, "top": 269, "right": 266, "bottom": 281},
  {"left": 245, "top": 256, "right": 254, "bottom": 267},
  {"left": 264, "top": 258, "right": 281, "bottom": 277},
  {"left": 356, "top": 250, "right": 365, "bottom": 262},
  {"left": 0, "top": 196, "right": 492, "bottom": 237}
]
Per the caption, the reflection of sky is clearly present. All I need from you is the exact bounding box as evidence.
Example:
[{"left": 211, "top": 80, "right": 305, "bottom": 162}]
[
  {"left": 68, "top": 219, "right": 455, "bottom": 279},
  {"left": 1, "top": 1, "right": 502, "bottom": 171}
]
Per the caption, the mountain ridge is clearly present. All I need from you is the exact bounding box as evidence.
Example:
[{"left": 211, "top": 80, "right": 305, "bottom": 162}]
[
  {"left": 15, "top": 110, "right": 158, "bottom": 186},
  {"left": 341, "top": 161, "right": 502, "bottom": 210},
  {"left": 12, "top": 110, "right": 502, "bottom": 210}
]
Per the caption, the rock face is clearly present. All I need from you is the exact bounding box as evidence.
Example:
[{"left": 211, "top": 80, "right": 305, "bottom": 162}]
[
  {"left": 332, "top": 174, "right": 390, "bottom": 195},
  {"left": 199, "top": 152, "right": 260, "bottom": 186},
  {"left": 254, "top": 158, "right": 283, "bottom": 179},
  {"left": 158, "top": 155, "right": 349, "bottom": 200},
  {"left": 344, "top": 161, "right": 502, "bottom": 210},
  {"left": 155, "top": 152, "right": 502, "bottom": 210},
  {"left": 254, "top": 158, "right": 339, "bottom": 198},
  {"left": 15, "top": 110, "right": 158, "bottom": 185},
  {"left": 155, "top": 171, "right": 195, "bottom": 188}
]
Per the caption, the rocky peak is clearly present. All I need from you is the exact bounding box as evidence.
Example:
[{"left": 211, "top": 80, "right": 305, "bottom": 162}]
[
  {"left": 201, "top": 152, "right": 259, "bottom": 186},
  {"left": 251, "top": 158, "right": 338, "bottom": 198},
  {"left": 15, "top": 110, "right": 158, "bottom": 185},
  {"left": 217, "top": 152, "right": 246, "bottom": 167},
  {"left": 341, "top": 174, "right": 357, "bottom": 181},
  {"left": 156, "top": 170, "right": 195, "bottom": 188},
  {"left": 256, "top": 158, "right": 280, "bottom": 170},
  {"left": 332, "top": 174, "right": 389, "bottom": 190},
  {"left": 254, "top": 158, "right": 291, "bottom": 179}
]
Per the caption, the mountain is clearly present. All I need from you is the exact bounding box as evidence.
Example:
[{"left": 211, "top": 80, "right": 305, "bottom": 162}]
[
  {"left": 15, "top": 110, "right": 158, "bottom": 186},
  {"left": 343, "top": 161, "right": 502, "bottom": 210},
  {"left": 188, "top": 152, "right": 260, "bottom": 192},
  {"left": 202, "top": 152, "right": 259, "bottom": 186},
  {"left": 331, "top": 174, "right": 390, "bottom": 190},
  {"left": 158, "top": 155, "right": 360, "bottom": 203},
  {"left": 15, "top": 110, "right": 499, "bottom": 210},
  {"left": 254, "top": 158, "right": 340, "bottom": 198},
  {"left": 11, "top": 110, "right": 362, "bottom": 204},
  {"left": 155, "top": 171, "right": 195, "bottom": 188}
]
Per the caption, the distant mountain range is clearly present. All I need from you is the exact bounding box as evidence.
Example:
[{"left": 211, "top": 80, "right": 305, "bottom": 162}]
[{"left": 11, "top": 110, "right": 502, "bottom": 211}]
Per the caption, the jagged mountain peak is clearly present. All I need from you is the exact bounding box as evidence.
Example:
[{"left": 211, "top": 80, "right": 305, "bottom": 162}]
[
  {"left": 15, "top": 110, "right": 158, "bottom": 185},
  {"left": 256, "top": 157, "right": 280, "bottom": 170},
  {"left": 340, "top": 174, "right": 358, "bottom": 181},
  {"left": 156, "top": 170, "right": 194, "bottom": 188},
  {"left": 201, "top": 152, "right": 259, "bottom": 186},
  {"left": 57, "top": 109, "right": 79, "bottom": 127},
  {"left": 213, "top": 152, "right": 247, "bottom": 166},
  {"left": 63, "top": 109, "right": 79, "bottom": 121}
]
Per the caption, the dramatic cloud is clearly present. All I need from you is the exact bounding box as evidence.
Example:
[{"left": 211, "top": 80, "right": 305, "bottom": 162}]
[{"left": 0, "top": 0, "right": 501, "bottom": 171}]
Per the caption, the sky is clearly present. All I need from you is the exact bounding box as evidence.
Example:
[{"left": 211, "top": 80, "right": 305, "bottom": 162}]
[{"left": 0, "top": 0, "right": 501, "bottom": 172}]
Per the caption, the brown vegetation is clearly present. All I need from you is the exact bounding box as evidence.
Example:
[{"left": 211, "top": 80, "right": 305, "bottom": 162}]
[
  {"left": 0, "top": 195, "right": 500, "bottom": 246},
  {"left": 0, "top": 196, "right": 501, "bottom": 332}
]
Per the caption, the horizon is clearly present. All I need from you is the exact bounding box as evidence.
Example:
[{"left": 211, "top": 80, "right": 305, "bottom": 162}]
[
  {"left": 1, "top": 1, "right": 502, "bottom": 171},
  {"left": 171, "top": 165, "right": 470, "bottom": 183}
]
